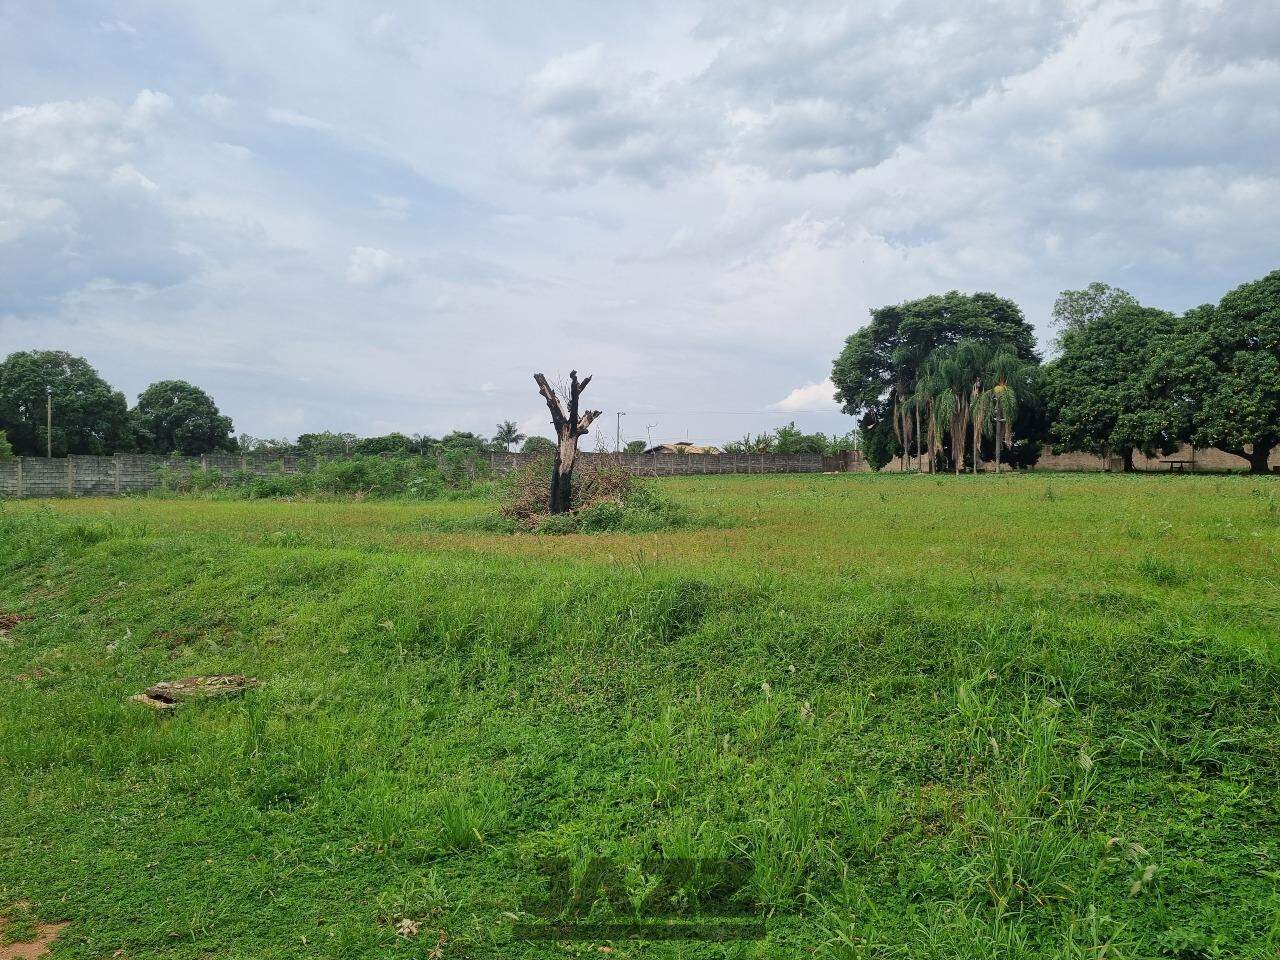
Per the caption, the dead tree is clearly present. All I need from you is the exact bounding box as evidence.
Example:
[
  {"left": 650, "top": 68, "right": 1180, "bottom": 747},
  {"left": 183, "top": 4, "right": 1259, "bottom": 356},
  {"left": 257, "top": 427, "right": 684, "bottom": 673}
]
[{"left": 534, "top": 370, "right": 601, "bottom": 514}]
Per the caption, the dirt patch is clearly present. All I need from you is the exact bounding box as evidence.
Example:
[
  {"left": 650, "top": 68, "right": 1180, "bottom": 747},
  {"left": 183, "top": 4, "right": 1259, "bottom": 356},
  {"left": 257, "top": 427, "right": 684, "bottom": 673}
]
[
  {"left": 0, "top": 919, "right": 68, "bottom": 960},
  {"left": 0, "top": 612, "right": 28, "bottom": 635}
]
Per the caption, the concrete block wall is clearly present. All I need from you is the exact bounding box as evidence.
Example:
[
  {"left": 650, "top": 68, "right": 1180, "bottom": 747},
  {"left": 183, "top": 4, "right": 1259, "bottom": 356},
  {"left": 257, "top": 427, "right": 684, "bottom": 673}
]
[
  {"left": 486, "top": 451, "right": 867, "bottom": 476},
  {"left": 886, "top": 442, "right": 1279, "bottom": 473},
  {"left": 8, "top": 439, "right": 1269, "bottom": 498},
  {"left": 0, "top": 448, "right": 871, "bottom": 498}
]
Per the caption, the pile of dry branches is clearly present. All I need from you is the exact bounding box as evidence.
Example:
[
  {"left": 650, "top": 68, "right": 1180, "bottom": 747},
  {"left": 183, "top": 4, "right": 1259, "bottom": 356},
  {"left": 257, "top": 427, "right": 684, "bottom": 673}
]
[{"left": 500, "top": 454, "right": 633, "bottom": 527}]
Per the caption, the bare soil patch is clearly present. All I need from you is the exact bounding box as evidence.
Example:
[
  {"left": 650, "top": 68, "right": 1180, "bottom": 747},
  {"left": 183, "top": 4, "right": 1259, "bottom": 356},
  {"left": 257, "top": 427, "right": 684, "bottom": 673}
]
[
  {"left": 0, "top": 612, "right": 27, "bottom": 635},
  {"left": 0, "top": 915, "right": 68, "bottom": 960}
]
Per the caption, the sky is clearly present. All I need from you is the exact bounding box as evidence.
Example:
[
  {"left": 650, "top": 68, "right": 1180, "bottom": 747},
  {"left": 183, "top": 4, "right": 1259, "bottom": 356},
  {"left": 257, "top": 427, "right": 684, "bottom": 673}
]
[{"left": 2, "top": 1, "right": 1278, "bottom": 447}]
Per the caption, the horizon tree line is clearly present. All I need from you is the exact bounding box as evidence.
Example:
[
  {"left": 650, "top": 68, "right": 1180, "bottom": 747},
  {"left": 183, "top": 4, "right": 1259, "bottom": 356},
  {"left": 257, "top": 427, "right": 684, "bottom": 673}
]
[
  {"left": 3, "top": 266, "right": 1275, "bottom": 472},
  {"left": 832, "top": 268, "right": 1280, "bottom": 474}
]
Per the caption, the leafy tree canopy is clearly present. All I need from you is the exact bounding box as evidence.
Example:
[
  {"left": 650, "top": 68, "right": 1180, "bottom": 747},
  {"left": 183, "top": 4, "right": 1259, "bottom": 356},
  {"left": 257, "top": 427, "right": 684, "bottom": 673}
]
[
  {"left": 520, "top": 435, "right": 556, "bottom": 455},
  {"left": 1151, "top": 269, "right": 1280, "bottom": 473},
  {"left": 623, "top": 439, "right": 646, "bottom": 454},
  {"left": 131, "top": 380, "right": 235, "bottom": 456},
  {"left": 1051, "top": 283, "right": 1138, "bottom": 340},
  {"left": 354, "top": 432, "right": 416, "bottom": 455},
  {"left": 1044, "top": 304, "right": 1180, "bottom": 470},
  {"left": 493, "top": 421, "right": 525, "bottom": 451},
  {"left": 0, "top": 350, "right": 131, "bottom": 456},
  {"left": 439, "top": 431, "right": 492, "bottom": 456},
  {"left": 832, "top": 291, "right": 1039, "bottom": 423},
  {"left": 296, "top": 432, "right": 358, "bottom": 456},
  {"left": 0, "top": 429, "right": 12, "bottom": 460},
  {"left": 721, "top": 425, "right": 859, "bottom": 457},
  {"left": 773, "top": 421, "right": 829, "bottom": 456},
  {"left": 831, "top": 292, "right": 1038, "bottom": 468}
]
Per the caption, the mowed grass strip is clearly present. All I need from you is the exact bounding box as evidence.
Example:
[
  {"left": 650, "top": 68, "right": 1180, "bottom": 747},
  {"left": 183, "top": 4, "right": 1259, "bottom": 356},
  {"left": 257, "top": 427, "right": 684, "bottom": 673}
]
[{"left": 1, "top": 474, "right": 1278, "bottom": 959}]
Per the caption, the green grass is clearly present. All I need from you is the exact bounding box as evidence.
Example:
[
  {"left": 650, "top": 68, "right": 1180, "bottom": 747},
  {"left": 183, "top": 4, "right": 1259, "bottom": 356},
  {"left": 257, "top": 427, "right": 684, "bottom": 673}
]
[{"left": 1, "top": 473, "right": 1278, "bottom": 958}]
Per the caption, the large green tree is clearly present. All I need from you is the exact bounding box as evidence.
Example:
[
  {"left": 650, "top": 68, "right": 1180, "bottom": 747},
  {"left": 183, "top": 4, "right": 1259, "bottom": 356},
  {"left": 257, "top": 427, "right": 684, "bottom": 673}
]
[
  {"left": 1150, "top": 270, "right": 1280, "bottom": 473},
  {"left": 1051, "top": 283, "right": 1138, "bottom": 341},
  {"left": 520, "top": 435, "right": 556, "bottom": 456},
  {"left": 0, "top": 350, "right": 131, "bottom": 456},
  {"left": 131, "top": 380, "right": 235, "bottom": 456},
  {"left": 295, "top": 432, "right": 358, "bottom": 457},
  {"left": 355, "top": 432, "right": 416, "bottom": 455},
  {"left": 1044, "top": 304, "right": 1181, "bottom": 471},
  {"left": 832, "top": 291, "right": 1039, "bottom": 468}
]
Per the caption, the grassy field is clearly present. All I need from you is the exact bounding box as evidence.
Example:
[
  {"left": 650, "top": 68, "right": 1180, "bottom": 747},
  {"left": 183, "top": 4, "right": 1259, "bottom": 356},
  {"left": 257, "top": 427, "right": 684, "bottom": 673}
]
[{"left": 2, "top": 473, "right": 1278, "bottom": 959}]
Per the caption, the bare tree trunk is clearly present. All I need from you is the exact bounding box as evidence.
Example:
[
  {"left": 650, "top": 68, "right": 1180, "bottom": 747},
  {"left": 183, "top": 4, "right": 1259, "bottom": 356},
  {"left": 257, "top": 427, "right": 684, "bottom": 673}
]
[
  {"left": 970, "top": 384, "right": 984, "bottom": 474},
  {"left": 952, "top": 409, "right": 965, "bottom": 476},
  {"left": 925, "top": 401, "right": 934, "bottom": 473},
  {"left": 535, "top": 371, "right": 602, "bottom": 514},
  {"left": 914, "top": 402, "right": 921, "bottom": 473},
  {"left": 995, "top": 420, "right": 1002, "bottom": 473},
  {"left": 904, "top": 402, "right": 913, "bottom": 472},
  {"left": 896, "top": 397, "right": 910, "bottom": 473}
]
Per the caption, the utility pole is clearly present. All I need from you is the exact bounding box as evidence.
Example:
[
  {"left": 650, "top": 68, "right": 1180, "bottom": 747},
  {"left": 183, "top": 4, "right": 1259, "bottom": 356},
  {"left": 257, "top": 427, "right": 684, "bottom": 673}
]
[
  {"left": 46, "top": 385, "right": 52, "bottom": 459},
  {"left": 615, "top": 411, "right": 625, "bottom": 453}
]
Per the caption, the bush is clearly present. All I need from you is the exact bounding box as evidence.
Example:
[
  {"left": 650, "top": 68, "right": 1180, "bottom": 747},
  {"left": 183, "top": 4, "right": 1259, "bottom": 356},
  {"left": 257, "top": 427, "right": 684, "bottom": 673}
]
[
  {"left": 149, "top": 454, "right": 492, "bottom": 501},
  {"left": 249, "top": 472, "right": 302, "bottom": 499},
  {"left": 494, "top": 455, "right": 700, "bottom": 533},
  {"left": 154, "top": 465, "right": 227, "bottom": 494}
]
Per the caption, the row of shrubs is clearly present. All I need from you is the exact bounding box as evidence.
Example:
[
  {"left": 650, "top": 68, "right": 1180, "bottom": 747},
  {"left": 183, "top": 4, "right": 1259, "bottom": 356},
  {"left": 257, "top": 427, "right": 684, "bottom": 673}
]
[
  {"left": 153, "top": 454, "right": 493, "bottom": 500},
  {"left": 152, "top": 451, "right": 717, "bottom": 535}
]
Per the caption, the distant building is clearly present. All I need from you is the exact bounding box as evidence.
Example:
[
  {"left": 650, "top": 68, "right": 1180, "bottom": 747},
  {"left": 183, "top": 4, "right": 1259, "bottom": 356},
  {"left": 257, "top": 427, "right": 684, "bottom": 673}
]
[{"left": 643, "top": 442, "right": 722, "bottom": 455}]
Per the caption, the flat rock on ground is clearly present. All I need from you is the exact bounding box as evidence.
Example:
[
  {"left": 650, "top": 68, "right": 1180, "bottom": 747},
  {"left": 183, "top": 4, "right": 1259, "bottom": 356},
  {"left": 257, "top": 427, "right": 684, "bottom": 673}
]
[{"left": 129, "top": 674, "right": 258, "bottom": 710}]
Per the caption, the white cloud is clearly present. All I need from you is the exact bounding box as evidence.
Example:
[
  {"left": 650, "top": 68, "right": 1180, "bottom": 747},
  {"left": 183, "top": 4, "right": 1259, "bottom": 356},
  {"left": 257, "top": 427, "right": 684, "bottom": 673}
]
[
  {"left": 198, "top": 92, "right": 235, "bottom": 117},
  {"left": 0, "top": 195, "right": 69, "bottom": 244},
  {"left": 771, "top": 378, "right": 839, "bottom": 414},
  {"left": 372, "top": 194, "right": 410, "bottom": 220},
  {"left": 98, "top": 19, "right": 138, "bottom": 36},
  {"left": 518, "top": 411, "right": 554, "bottom": 441},
  {"left": 126, "top": 89, "right": 172, "bottom": 128},
  {"left": 266, "top": 107, "right": 340, "bottom": 133},
  {"left": 110, "top": 164, "right": 158, "bottom": 190},
  {"left": 345, "top": 246, "right": 408, "bottom": 285},
  {"left": 215, "top": 142, "right": 253, "bottom": 162}
]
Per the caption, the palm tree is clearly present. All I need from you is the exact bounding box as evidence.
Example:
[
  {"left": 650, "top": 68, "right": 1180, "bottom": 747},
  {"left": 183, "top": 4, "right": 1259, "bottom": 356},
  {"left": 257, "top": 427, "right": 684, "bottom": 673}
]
[
  {"left": 917, "top": 341, "right": 999, "bottom": 474},
  {"left": 890, "top": 343, "right": 929, "bottom": 472},
  {"left": 920, "top": 346, "right": 976, "bottom": 475},
  {"left": 493, "top": 421, "right": 525, "bottom": 452},
  {"left": 911, "top": 372, "right": 939, "bottom": 472},
  {"left": 916, "top": 342, "right": 1039, "bottom": 475},
  {"left": 952, "top": 342, "right": 999, "bottom": 474},
  {"left": 976, "top": 349, "right": 1035, "bottom": 472}
]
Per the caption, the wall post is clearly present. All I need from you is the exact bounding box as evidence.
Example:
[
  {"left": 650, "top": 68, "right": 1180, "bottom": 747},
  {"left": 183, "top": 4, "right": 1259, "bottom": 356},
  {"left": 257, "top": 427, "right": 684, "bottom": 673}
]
[
  {"left": 15, "top": 458, "right": 22, "bottom": 498},
  {"left": 68, "top": 457, "right": 75, "bottom": 496},
  {"left": 114, "top": 456, "right": 122, "bottom": 493}
]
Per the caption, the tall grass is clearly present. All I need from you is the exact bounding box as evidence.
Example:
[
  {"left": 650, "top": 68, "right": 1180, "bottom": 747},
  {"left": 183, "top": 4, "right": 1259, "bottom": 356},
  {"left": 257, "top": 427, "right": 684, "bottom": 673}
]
[{"left": 1, "top": 473, "right": 1277, "bottom": 957}]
